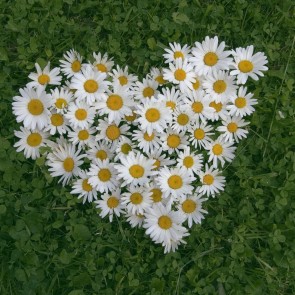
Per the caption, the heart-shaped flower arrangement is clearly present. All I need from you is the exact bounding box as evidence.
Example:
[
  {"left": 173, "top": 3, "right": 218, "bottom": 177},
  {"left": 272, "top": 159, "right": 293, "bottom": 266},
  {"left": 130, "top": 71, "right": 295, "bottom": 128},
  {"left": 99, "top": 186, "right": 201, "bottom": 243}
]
[{"left": 12, "top": 36, "right": 268, "bottom": 253}]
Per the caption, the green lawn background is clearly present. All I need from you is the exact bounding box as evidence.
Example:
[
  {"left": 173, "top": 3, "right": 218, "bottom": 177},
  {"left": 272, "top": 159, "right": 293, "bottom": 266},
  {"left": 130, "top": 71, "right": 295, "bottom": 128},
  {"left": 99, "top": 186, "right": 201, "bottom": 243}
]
[{"left": 0, "top": 0, "right": 294, "bottom": 294}]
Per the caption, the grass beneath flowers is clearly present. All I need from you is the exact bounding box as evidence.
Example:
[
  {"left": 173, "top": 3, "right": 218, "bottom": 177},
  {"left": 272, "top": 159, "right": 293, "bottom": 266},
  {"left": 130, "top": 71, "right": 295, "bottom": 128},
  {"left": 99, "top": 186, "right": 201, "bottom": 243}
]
[{"left": 0, "top": 0, "right": 295, "bottom": 294}]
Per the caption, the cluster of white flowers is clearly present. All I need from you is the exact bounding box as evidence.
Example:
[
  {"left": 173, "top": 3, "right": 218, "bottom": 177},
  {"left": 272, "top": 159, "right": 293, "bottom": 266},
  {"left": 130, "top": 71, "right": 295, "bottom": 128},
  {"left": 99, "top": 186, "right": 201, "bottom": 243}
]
[{"left": 12, "top": 36, "right": 268, "bottom": 253}]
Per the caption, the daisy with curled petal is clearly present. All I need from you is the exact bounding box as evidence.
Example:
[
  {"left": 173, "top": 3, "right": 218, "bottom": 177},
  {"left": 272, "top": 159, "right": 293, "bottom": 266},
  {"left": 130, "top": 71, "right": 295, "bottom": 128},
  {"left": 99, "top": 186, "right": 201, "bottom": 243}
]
[
  {"left": 114, "top": 151, "right": 158, "bottom": 187},
  {"left": 163, "top": 58, "right": 196, "bottom": 93},
  {"left": 27, "top": 62, "right": 61, "bottom": 88},
  {"left": 46, "top": 141, "right": 85, "bottom": 186},
  {"left": 121, "top": 185, "right": 153, "bottom": 215},
  {"left": 71, "top": 65, "right": 110, "bottom": 105},
  {"left": 132, "top": 129, "right": 162, "bottom": 154},
  {"left": 177, "top": 194, "right": 208, "bottom": 228},
  {"left": 86, "top": 141, "right": 115, "bottom": 162},
  {"left": 208, "top": 98, "right": 230, "bottom": 122},
  {"left": 95, "top": 189, "right": 124, "bottom": 222},
  {"left": 87, "top": 159, "right": 119, "bottom": 193},
  {"left": 148, "top": 67, "right": 167, "bottom": 85},
  {"left": 135, "top": 98, "right": 172, "bottom": 136},
  {"left": 203, "top": 70, "right": 237, "bottom": 103},
  {"left": 217, "top": 116, "right": 249, "bottom": 143},
  {"left": 230, "top": 45, "right": 268, "bottom": 84},
  {"left": 170, "top": 107, "right": 193, "bottom": 133},
  {"left": 189, "top": 36, "right": 233, "bottom": 76},
  {"left": 156, "top": 166, "right": 195, "bottom": 200},
  {"left": 157, "top": 86, "right": 186, "bottom": 112},
  {"left": 188, "top": 121, "right": 214, "bottom": 149},
  {"left": 44, "top": 111, "right": 71, "bottom": 135},
  {"left": 143, "top": 203, "right": 188, "bottom": 245},
  {"left": 71, "top": 170, "right": 97, "bottom": 203},
  {"left": 59, "top": 49, "right": 83, "bottom": 78},
  {"left": 95, "top": 84, "right": 135, "bottom": 124},
  {"left": 132, "top": 78, "right": 159, "bottom": 101},
  {"left": 206, "top": 137, "right": 236, "bottom": 168},
  {"left": 125, "top": 212, "right": 145, "bottom": 228},
  {"left": 161, "top": 128, "right": 189, "bottom": 155},
  {"left": 146, "top": 148, "right": 176, "bottom": 171},
  {"left": 197, "top": 164, "right": 226, "bottom": 197},
  {"left": 114, "top": 137, "right": 135, "bottom": 161},
  {"left": 68, "top": 126, "right": 96, "bottom": 149},
  {"left": 49, "top": 88, "right": 74, "bottom": 114},
  {"left": 163, "top": 42, "right": 191, "bottom": 63},
  {"left": 14, "top": 127, "right": 50, "bottom": 160},
  {"left": 12, "top": 86, "right": 51, "bottom": 130},
  {"left": 65, "top": 101, "right": 96, "bottom": 129},
  {"left": 227, "top": 86, "right": 258, "bottom": 117},
  {"left": 176, "top": 147, "right": 203, "bottom": 175},
  {"left": 92, "top": 52, "right": 114, "bottom": 74}
]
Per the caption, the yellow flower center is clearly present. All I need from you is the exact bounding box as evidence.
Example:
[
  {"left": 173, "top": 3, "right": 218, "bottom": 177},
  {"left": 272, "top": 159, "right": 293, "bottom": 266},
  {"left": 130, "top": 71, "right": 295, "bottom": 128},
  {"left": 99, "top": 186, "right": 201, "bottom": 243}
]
[
  {"left": 168, "top": 175, "right": 183, "bottom": 189},
  {"left": 212, "top": 143, "right": 223, "bottom": 155},
  {"left": 151, "top": 188, "right": 162, "bottom": 203},
  {"left": 213, "top": 80, "right": 227, "bottom": 94},
  {"left": 98, "top": 168, "right": 111, "bottom": 182},
  {"left": 107, "top": 196, "right": 119, "bottom": 208},
  {"left": 84, "top": 79, "right": 98, "bottom": 93},
  {"left": 145, "top": 108, "right": 160, "bottom": 122},
  {"left": 227, "top": 122, "right": 238, "bottom": 133},
  {"left": 153, "top": 159, "right": 161, "bottom": 170},
  {"left": 125, "top": 112, "right": 136, "bottom": 122},
  {"left": 130, "top": 192, "right": 143, "bottom": 205},
  {"left": 55, "top": 98, "right": 67, "bottom": 109},
  {"left": 155, "top": 75, "right": 166, "bottom": 84},
  {"left": 106, "top": 125, "right": 120, "bottom": 140},
  {"left": 177, "top": 113, "right": 189, "bottom": 126},
  {"left": 158, "top": 215, "right": 172, "bottom": 229},
  {"left": 118, "top": 76, "right": 128, "bottom": 86},
  {"left": 78, "top": 129, "right": 89, "bottom": 140},
  {"left": 193, "top": 79, "right": 200, "bottom": 90},
  {"left": 203, "top": 174, "right": 214, "bottom": 185},
  {"left": 26, "top": 133, "right": 42, "bottom": 147},
  {"left": 209, "top": 101, "right": 223, "bottom": 112},
  {"left": 174, "top": 69, "right": 186, "bottom": 81},
  {"left": 182, "top": 199, "right": 197, "bottom": 213},
  {"left": 106, "top": 94, "right": 123, "bottom": 111},
  {"left": 82, "top": 179, "right": 92, "bottom": 192},
  {"left": 143, "top": 87, "right": 155, "bottom": 98},
  {"left": 235, "top": 97, "right": 247, "bottom": 108},
  {"left": 50, "top": 113, "right": 64, "bottom": 126},
  {"left": 96, "top": 150, "right": 107, "bottom": 160},
  {"left": 96, "top": 63, "right": 107, "bottom": 72},
  {"left": 183, "top": 156, "right": 194, "bottom": 168},
  {"left": 167, "top": 134, "right": 180, "bottom": 148},
  {"left": 129, "top": 164, "right": 144, "bottom": 178},
  {"left": 63, "top": 157, "right": 74, "bottom": 172},
  {"left": 71, "top": 60, "right": 81, "bottom": 72},
  {"left": 143, "top": 132, "right": 155, "bottom": 141},
  {"left": 38, "top": 74, "right": 50, "bottom": 85},
  {"left": 194, "top": 128, "right": 205, "bottom": 140},
  {"left": 203, "top": 52, "right": 218, "bottom": 66},
  {"left": 192, "top": 101, "right": 203, "bottom": 113},
  {"left": 75, "top": 109, "right": 87, "bottom": 121},
  {"left": 28, "top": 99, "right": 44, "bottom": 115},
  {"left": 121, "top": 143, "right": 132, "bottom": 154},
  {"left": 238, "top": 60, "right": 254, "bottom": 73},
  {"left": 174, "top": 51, "right": 184, "bottom": 59},
  {"left": 166, "top": 101, "right": 176, "bottom": 110}
]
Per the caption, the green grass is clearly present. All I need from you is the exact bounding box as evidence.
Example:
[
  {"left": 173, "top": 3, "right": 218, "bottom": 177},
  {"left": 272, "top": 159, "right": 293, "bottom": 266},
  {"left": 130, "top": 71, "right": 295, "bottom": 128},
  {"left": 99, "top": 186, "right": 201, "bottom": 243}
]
[{"left": 0, "top": 0, "right": 295, "bottom": 294}]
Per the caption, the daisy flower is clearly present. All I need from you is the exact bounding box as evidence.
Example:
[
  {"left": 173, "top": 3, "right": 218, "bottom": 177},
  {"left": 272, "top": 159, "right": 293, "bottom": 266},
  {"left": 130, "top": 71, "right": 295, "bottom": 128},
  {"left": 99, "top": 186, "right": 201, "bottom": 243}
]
[
  {"left": 14, "top": 127, "right": 50, "bottom": 159},
  {"left": 110, "top": 65, "right": 138, "bottom": 88},
  {"left": 162, "top": 236, "right": 188, "bottom": 254},
  {"left": 71, "top": 65, "right": 110, "bottom": 105},
  {"left": 208, "top": 98, "right": 230, "bottom": 121},
  {"left": 124, "top": 109, "right": 138, "bottom": 125},
  {"left": 92, "top": 52, "right": 114, "bottom": 73},
  {"left": 46, "top": 141, "right": 85, "bottom": 186},
  {"left": 44, "top": 111, "right": 70, "bottom": 135},
  {"left": 68, "top": 126, "right": 96, "bottom": 149},
  {"left": 217, "top": 116, "right": 249, "bottom": 143},
  {"left": 132, "top": 129, "right": 162, "bottom": 154},
  {"left": 163, "top": 42, "right": 191, "bottom": 63},
  {"left": 177, "top": 194, "right": 208, "bottom": 228},
  {"left": 146, "top": 148, "right": 176, "bottom": 171},
  {"left": 59, "top": 49, "right": 83, "bottom": 78},
  {"left": 191, "top": 74, "right": 204, "bottom": 93},
  {"left": 71, "top": 171, "right": 97, "bottom": 203},
  {"left": 125, "top": 212, "right": 145, "bottom": 228},
  {"left": 143, "top": 203, "right": 188, "bottom": 245},
  {"left": 189, "top": 36, "right": 232, "bottom": 76},
  {"left": 95, "top": 189, "right": 124, "bottom": 222},
  {"left": 176, "top": 147, "right": 203, "bottom": 175},
  {"left": 114, "top": 137, "right": 135, "bottom": 161},
  {"left": 86, "top": 141, "right": 114, "bottom": 162},
  {"left": 156, "top": 166, "right": 195, "bottom": 200},
  {"left": 146, "top": 181, "right": 167, "bottom": 205},
  {"left": 148, "top": 67, "right": 167, "bottom": 85},
  {"left": 27, "top": 62, "right": 61, "bottom": 88},
  {"left": 170, "top": 107, "right": 193, "bottom": 133},
  {"left": 230, "top": 45, "right": 268, "bottom": 84},
  {"left": 114, "top": 151, "right": 157, "bottom": 187},
  {"left": 49, "top": 88, "right": 74, "bottom": 114},
  {"left": 65, "top": 101, "right": 96, "bottom": 129},
  {"left": 203, "top": 70, "right": 237, "bottom": 102},
  {"left": 188, "top": 121, "right": 214, "bottom": 149},
  {"left": 135, "top": 98, "right": 172, "bottom": 136},
  {"left": 87, "top": 159, "right": 119, "bottom": 193},
  {"left": 197, "top": 164, "right": 226, "bottom": 197},
  {"left": 161, "top": 128, "right": 189, "bottom": 155},
  {"left": 163, "top": 58, "right": 196, "bottom": 93},
  {"left": 157, "top": 86, "right": 185, "bottom": 112},
  {"left": 206, "top": 137, "right": 236, "bottom": 168},
  {"left": 121, "top": 185, "right": 152, "bottom": 215},
  {"left": 132, "top": 78, "right": 159, "bottom": 101},
  {"left": 227, "top": 86, "right": 258, "bottom": 117},
  {"left": 12, "top": 86, "right": 51, "bottom": 130}
]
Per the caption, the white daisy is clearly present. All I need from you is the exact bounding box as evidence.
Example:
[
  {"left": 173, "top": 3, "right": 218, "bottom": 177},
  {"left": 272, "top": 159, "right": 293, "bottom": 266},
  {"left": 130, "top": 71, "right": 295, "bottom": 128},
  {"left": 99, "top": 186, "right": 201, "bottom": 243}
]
[
  {"left": 27, "top": 62, "right": 61, "bottom": 88},
  {"left": 146, "top": 148, "right": 176, "bottom": 171},
  {"left": 132, "top": 78, "right": 159, "bottom": 101},
  {"left": 14, "top": 127, "right": 49, "bottom": 159},
  {"left": 208, "top": 98, "right": 230, "bottom": 121},
  {"left": 163, "top": 42, "right": 191, "bottom": 63},
  {"left": 109, "top": 65, "right": 138, "bottom": 88},
  {"left": 92, "top": 52, "right": 114, "bottom": 73},
  {"left": 86, "top": 141, "right": 115, "bottom": 162},
  {"left": 146, "top": 181, "right": 167, "bottom": 205},
  {"left": 148, "top": 67, "right": 167, "bottom": 85},
  {"left": 12, "top": 86, "right": 51, "bottom": 130},
  {"left": 191, "top": 74, "right": 204, "bottom": 93},
  {"left": 189, "top": 36, "right": 232, "bottom": 76},
  {"left": 49, "top": 88, "right": 74, "bottom": 114},
  {"left": 162, "top": 236, "right": 188, "bottom": 254},
  {"left": 68, "top": 126, "right": 96, "bottom": 149},
  {"left": 125, "top": 212, "right": 145, "bottom": 228},
  {"left": 170, "top": 107, "right": 193, "bottom": 133},
  {"left": 157, "top": 86, "right": 186, "bottom": 112},
  {"left": 176, "top": 147, "right": 203, "bottom": 175},
  {"left": 188, "top": 121, "right": 214, "bottom": 149},
  {"left": 230, "top": 45, "right": 268, "bottom": 84},
  {"left": 59, "top": 49, "right": 83, "bottom": 78},
  {"left": 132, "top": 129, "right": 162, "bottom": 154},
  {"left": 114, "top": 137, "right": 135, "bottom": 161},
  {"left": 161, "top": 128, "right": 189, "bottom": 155},
  {"left": 124, "top": 109, "right": 138, "bottom": 125},
  {"left": 44, "top": 111, "right": 70, "bottom": 135}
]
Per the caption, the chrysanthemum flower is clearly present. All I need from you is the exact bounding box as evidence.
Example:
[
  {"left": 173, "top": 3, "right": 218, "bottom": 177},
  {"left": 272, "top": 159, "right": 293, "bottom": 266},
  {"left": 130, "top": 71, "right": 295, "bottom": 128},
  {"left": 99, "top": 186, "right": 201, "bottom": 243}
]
[
  {"left": 49, "top": 88, "right": 74, "bottom": 114},
  {"left": 148, "top": 67, "right": 167, "bottom": 85},
  {"left": 208, "top": 98, "right": 230, "bottom": 121},
  {"left": 86, "top": 141, "right": 115, "bottom": 162},
  {"left": 68, "top": 126, "right": 96, "bottom": 149},
  {"left": 110, "top": 65, "right": 138, "bottom": 88},
  {"left": 132, "top": 129, "right": 162, "bottom": 154},
  {"left": 163, "top": 42, "right": 191, "bottom": 63},
  {"left": 132, "top": 78, "right": 159, "bottom": 101},
  {"left": 157, "top": 86, "right": 185, "bottom": 112},
  {"left": 92, "top": 52, "right": 114, "bottom": 73},
  {"left": 59, "top": 49, "right": 83, "bottom": 78},
  {"left": 176, "top": 147, "right": 203, "bottom": 175},
  {"left": 161, "top": 128, "right": 189, "bottom": 155},
  {"left": 188, "top": 121, "right": 214, "bottom": 149},
  {"left": 146, "top": 148, "right": 176, "bottom": 171},
  {"left": 125, "top": 212, "right": 145, "bottom": 228},
  {"left": 170, "top": 108, "right": 193, "bottom": 133},
  {"left": 44, "top": 111, "right": 70, "bottom": 135},
  {"left": 114, "top": 137, "right": 135, "bottom": 161}
]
